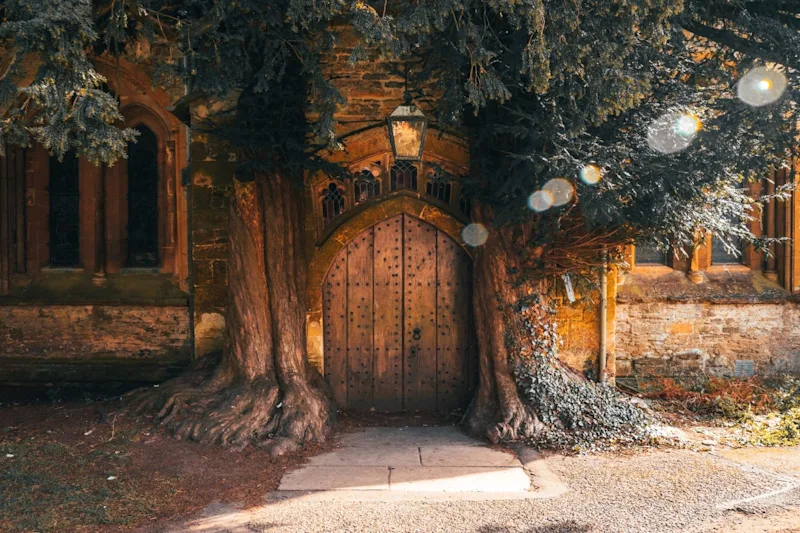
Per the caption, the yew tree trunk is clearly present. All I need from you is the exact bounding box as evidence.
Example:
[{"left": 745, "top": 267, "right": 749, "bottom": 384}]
[
  {"left": 127, "top": 174, "right": 333, "bottom": 454},
  {"left": 463, "top": 214, "right": 546, "bottom": 443},
  {"left": 463, "top": 207, "right": 651, "bottom": 446}
]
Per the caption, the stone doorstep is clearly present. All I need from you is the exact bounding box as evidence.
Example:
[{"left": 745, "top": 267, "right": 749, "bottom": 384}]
[
  {"left": 278, "top": 466, "right": 391, "bottom": 491},
  {"left": 335, "top": 426, "right": 485, "bottom": 448},
  {"left": 277, "top": 465, "right": 530, "bottom": 492},
  {"left": 305, "top": 444, "right": 521, "bottom": 468},
  {"left": 421, "top": 445, "right": 521, "bottom": 467},
  {"left": 390, "top": 466, "right": 531, "bottom": 492},
  {"left": 305, "top": 447, "right": 421, "bottom": 467},
  {"left": 275, "top": 427, "right": 570, "bottom": 501}
]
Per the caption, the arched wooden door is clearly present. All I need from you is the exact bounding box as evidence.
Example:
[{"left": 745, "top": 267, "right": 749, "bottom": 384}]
[{"left": 323, "top": 214, "right": 476, "bottom": 412}]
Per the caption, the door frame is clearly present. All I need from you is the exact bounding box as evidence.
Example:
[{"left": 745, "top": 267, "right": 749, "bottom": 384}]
[{"left": 305, "top": 195, "right": 471, "bottom": 376}]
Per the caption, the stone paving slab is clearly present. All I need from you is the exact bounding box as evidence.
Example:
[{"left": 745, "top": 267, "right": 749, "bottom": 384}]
[
  {"left": 390, "top": 466, "right": 531, "bottom": 492},
  {"left": 421, "top": 445, "right": 521, "bottom": 467},
  {"left": 337, "top": 426, "right": 483, "bottom": 448},
  {"left": 266, "top": 489, "right": 553, "bottom": 502},
  {"left": 306, "top": 447, "right": 421, "bottom": 467},
  {"left": 278, "top": 466, "right": 389, "bottom": 491},
  {"left": 275, "top": 427, "right": 545, "bottom": 497}
]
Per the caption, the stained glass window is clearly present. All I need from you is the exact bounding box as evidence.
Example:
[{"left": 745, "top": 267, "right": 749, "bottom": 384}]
[
  {"left": 712, "top": 236, "right": 743, "bottom": 264},
  {"left": 635, "top": 243, "right": 667, "bottom": 265},
  {"left": 459, "top": 195, "right": 472, "bottom": 219},
  {"left": 425, "top": 169, "right": 451, "bottom": 203}
]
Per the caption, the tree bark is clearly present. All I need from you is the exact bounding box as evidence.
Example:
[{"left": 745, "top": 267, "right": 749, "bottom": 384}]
[
  {"left": 463, "top": 207, "right": 649, "bottom": 446},
  {"left": 463, "top": 213, "right": 546, "bottom": 443},
  {"left": 259, "top": 172, "right": 331, "bottom": 452},
  {"left": 127, "top": 175, "right": 333, "bottom": 454}
]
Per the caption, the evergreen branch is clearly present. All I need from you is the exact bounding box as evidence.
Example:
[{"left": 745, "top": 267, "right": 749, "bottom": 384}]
[{"left": 681, "top": 19, "right": 798, "bottom": 69}]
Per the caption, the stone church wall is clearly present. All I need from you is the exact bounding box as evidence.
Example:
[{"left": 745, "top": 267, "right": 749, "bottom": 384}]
[
  {"left": 616, "top": 301, "right": 800, "bottom": 377},
  {"left": 0, "top": 304, "right": 190, "bottom": 383},
  {"left": 0, "top": 58, "right": 192, "bottom": 386},
  {"left": 188, "top": 139, "right": 234, "bottom": 358},
  {"left": 614, "top": 268, "right": 800, "bottom": 379}
]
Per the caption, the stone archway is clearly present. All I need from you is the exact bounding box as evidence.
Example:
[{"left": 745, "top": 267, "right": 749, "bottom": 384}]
[{"left": 305, "top": 197, "right": 476, "bottom": 411}]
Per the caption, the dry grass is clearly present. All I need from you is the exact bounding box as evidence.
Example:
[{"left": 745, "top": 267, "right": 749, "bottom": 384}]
[
  {"left": 640, "top": 376, "right": 779, "bottom": 418},
  {"left": 640, "top": 375, "right": 800, "bottom": 446},
  {"left": 1, "top": 425, "right": 181, "bottom": 532},
  {"left": 0, "top": 396, "right": 326, "bottom": 533}
]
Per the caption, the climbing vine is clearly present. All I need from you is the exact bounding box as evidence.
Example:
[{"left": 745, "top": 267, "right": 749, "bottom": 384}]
[{"left": 508, "top": 294, "right": 654, "bottom": 450}]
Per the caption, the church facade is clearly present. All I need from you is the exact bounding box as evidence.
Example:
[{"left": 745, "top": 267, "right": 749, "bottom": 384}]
[{"left": 1, "top": 54, "right": 798, "bottom": 398}]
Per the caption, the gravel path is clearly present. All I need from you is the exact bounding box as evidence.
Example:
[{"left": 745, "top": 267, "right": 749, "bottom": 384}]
[{"left": 159, "top": 448, "right": 800, "bottom": 533}]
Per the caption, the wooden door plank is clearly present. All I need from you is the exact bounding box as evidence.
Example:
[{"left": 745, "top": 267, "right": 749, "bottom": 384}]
[
  {"left": 436, "top": 233, "right": 473, "bottom": 411},
  {"left": 323, "top": 250, "right": 348, "bottom": 408},
  {"left": 373, "top": 215, "right": 404, "bottom": 411},
  {"left": 403, "top": 215, "right": 438, "bottom": 410},
  {"left": 346, "top": 228, "right": 375, "bottom": 409}
]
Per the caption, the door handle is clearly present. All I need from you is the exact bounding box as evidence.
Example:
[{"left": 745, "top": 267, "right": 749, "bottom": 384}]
[{"left": 412, "top": 327, "right": 421, "bottom": 341}]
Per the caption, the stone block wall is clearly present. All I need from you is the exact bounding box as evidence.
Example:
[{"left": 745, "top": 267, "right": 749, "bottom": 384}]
[
  {"left": 615, "top": 301, "right": 800, "bottom": 377},
  {"left": 0, "top": 304, "right": 190, "bottom": 383},
  {"left": 554, "top": 303, "right": 602, "bottom": 376},
  {"left": 551, "top": 270, "right": 618, "bottom": 380},
  {"left": 321, "top": 28, "right": 437, "bottom": 138},
  {"left": 189, "top": 140, "right": 235, "bottom": 357}
]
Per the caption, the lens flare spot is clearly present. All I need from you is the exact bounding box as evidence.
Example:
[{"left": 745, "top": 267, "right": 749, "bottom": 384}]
[
  {"left": 461, "top": 223, "right": 489, "bottom": 247},
  {"left": 738, "top": 66, "right": 787, "bottom": 107},
  {"left": 647, "top": 111, "right": 701, "bottom": 154},
  {"left": 528, "top": 190, "right": 555, "bottom": 212},
  {"left": 580, "top": 164, "right": 602, "bottom": 185},
  {"left": 675, "top": 114, "right": 701, "bottom": 138},
  {"left": 543, "top": 178, "right": 575, "bottom": 207}
]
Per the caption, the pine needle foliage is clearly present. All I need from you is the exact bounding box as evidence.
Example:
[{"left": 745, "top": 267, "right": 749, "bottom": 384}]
[{"left": 0, "top": 0, "right": 798, "bottom": 253}]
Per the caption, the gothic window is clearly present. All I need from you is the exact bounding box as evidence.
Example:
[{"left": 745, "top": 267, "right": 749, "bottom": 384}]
[
  {"left": 354, "top": 169, "right": 381, "bottom": 205},
  {"left": 390, "top": 161, "right": 417, "bottom": 191},
  {"left": 425, "top": 169, "right": 451, "bottom": 203},
  {"left": 712, "top": 206, "right": 745, "bottom": 265},
  {"left": 635, "top": 243, "right": 667, "bottom": 265},
  {"left": 48, "top": 151, "right": 80, "bottom": 266},
  {"left": 127, "top": 126, "right": 160, "bottom": 267},
  {"left": 321, "top": 182, "right": 346, "bottom": 227},
  {"left": 712, "top": 236, "right": 743, "bottom": 265}
]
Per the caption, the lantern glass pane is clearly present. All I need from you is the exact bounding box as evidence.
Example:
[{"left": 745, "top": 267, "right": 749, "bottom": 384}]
[{"left": 390, "top": 119, "right": 425, "bottom": 159}]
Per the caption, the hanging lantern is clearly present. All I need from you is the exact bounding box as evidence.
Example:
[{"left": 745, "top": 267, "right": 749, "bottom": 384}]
[{"left": 387, "top": 92, "right": 428, "bottom": 161}]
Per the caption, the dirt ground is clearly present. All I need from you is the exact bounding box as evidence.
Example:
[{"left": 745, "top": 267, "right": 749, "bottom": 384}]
[
  {"left": 1, "top": 392, "right": 799, "bottom": 533},
  {"left": 0, "top": 395, "right": 322, "bottom": 532},
  {"left": 0, "top": 393, "right": 463, "bottom": 533}
]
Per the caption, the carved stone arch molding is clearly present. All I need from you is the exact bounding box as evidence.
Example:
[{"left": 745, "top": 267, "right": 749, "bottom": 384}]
[{"left": 307, "top": 127, "right": 472, "bottom": 240}]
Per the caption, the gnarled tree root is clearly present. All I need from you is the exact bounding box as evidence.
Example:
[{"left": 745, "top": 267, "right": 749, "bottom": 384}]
[
  {"left": 463, "top": 392, "right": 545, "bottom": 444},
  {"left": 124, "top": 364, "right": 332, "bottom": 455}
]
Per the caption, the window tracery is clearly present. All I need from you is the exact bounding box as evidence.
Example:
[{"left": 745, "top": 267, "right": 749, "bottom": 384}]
[
  {"left": 321, "top": 182, "right": 346, "bottom": 227},
  {"left": 390, "top": 161, "right": 417, "bottom": 191}
]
